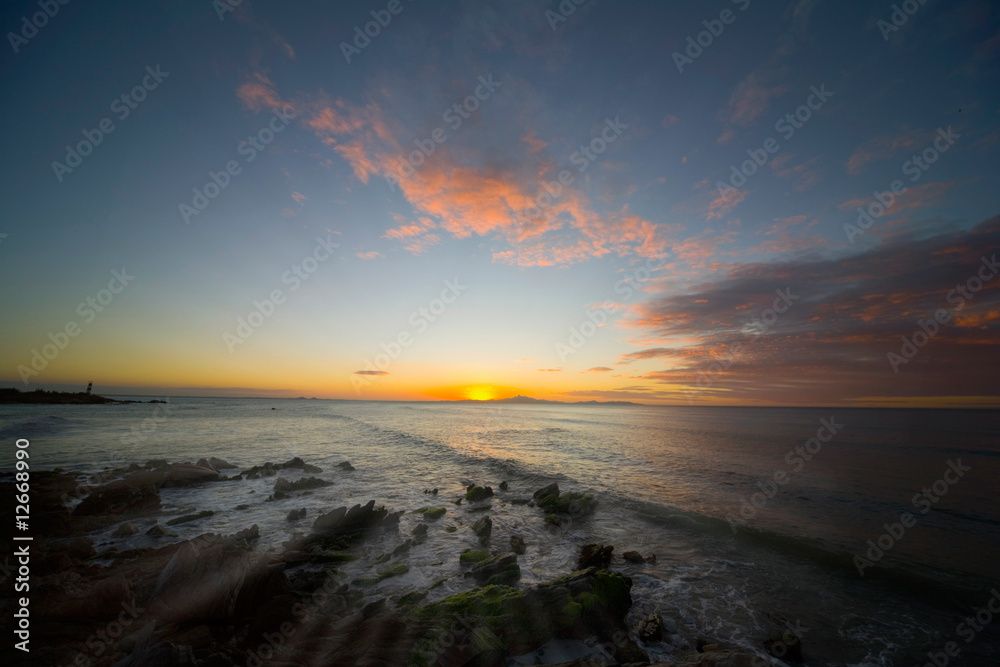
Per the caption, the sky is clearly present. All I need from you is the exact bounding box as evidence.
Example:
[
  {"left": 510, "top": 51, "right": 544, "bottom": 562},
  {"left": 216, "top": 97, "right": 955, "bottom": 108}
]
[{"left": 1, "top": 0, "right": 998, "bottom": 406}]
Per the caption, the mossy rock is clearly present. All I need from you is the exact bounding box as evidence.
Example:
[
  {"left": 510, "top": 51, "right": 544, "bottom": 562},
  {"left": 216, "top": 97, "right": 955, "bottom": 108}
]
[
  {"left": 445, "top": 526, "right": 457, "bottom": 533},
  {"left": 415, "top": 507, "right": 447, "bottom": 520},
  {"left": 378, "top": 561, "right": 410, "bottom": 578},
  {"left": 538, "top": 491, "right": 597, "bottom": 516},
  {"left": 351, "top": 561, "right": 410, "bottom": 587},
  {"left": 468, "top": 504, "right": 492, "bottom": 512},
  {"left": 415, "top": 584, "right": 522, "bottom": 620},
  {"left": 465, "top": 484, "right": 494, "bottom": 502},
  {"left": 459, "top": 549, "right": 491, "bottom": 564}
]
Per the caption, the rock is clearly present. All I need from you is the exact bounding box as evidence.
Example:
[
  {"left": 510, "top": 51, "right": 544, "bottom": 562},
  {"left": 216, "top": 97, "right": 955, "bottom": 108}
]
[
  {"left": 48, "top": 536, "right": 95, "bottom": 560},
  {"left": 164, "top": 463, "right": 220, "bottom": 487},
  {"left": 230, "top": 524, "right": 260, "bottom": 544},
  {"left": 73, "top": 480, "right": 161, "bottom": 517},
  {"left": 145, "top": 459, "right": 168, "bottom": 469},
  {"left": 578, "top": 544, "right": 613, "bottom": 569},
  {"left": 765, "top": 632, "right": 804, "bottom": 662},
  {"left": 308, "top": 499, "right": 403, "bottom": 546},
  {"left": 282, "top": 456, "right": 322, "bottom": 473},
  {"left": 273, "top": 476, "right": 332, "bottom": 493},
  {"left": 510, "top": 535, "right": 527, "bottom": 554},
  {"left": 209, "top": 456, "right": 237, "bottom": 469},
  {"left": 471, "top": 515, "right": 492, "bottom": 544},
  {"left": 677, "top": 651, "right": 759, "bottom": 666},
  {"left": 337, "top": 460, "right": 355, "bottom": 471},
  {"left": 465, "top": 484, "right": 494, "bottom": 502},
  {"left": 112, "top": 522, "right": 140, "bottom": 537},
  {"left": 533, "top": 482, "right": 560, "bottom": 501},
  {"left": 413, "top": 567, "right": 634, "bottom": 662},
  {"left": 166, "top": 510, "right": 214, "bottom": 526},
  {"left": 235, "top": 504, "right": 250, "bottom": 510},
  {"left": 392, "top": 539, "right": 414, "bottom": 557},
  {"left": 638, "top": 612, "right": 664, "bottom": 642},
  {"left": 415, "top": 506, "right": 447, "bottom": 520},
  {"left": 499, "top": 481, "right": 509, "bottom": 490},
  {"left": 287, "top": 508, "right": 307, "bottom": 521},
  {"left": 146, "top": 523, "right": 176, "bottom": 537},
  {"left": 465, "top": 552, "right": 521, "bottom": 586},
  {"left": 196, "top": 457, "right": 217, "bottom": 471},
  {"left": 459, "top": 549, "right": 491, "bottom": 564},
  {"left": 623, "top": 550, "right": 645, "bottom": 563},
  {"left": 646, "top": 553, "right": 657, "bottom": 563},
  {"left": 539, "top": 490, "right": 597, "bottom": 517},
  {"left": 412, "top": 523, "right": 429, "bottom": 537}
]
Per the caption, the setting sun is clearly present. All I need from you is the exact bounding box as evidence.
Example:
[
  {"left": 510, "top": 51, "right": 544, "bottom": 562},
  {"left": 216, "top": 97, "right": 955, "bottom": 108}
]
[{"left": 463, "top": 385, "right": 499, "bottom": 401}]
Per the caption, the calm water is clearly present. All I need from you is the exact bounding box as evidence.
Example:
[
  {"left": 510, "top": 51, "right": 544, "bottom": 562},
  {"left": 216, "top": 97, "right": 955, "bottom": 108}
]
[{"left": 2, "top": 400, "right": 999, "bottom": 665}]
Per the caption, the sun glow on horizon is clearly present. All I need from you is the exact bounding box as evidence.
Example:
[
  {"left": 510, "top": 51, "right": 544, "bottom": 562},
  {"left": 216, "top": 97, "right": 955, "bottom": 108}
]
[{"left": 463, "top": 385, "right": 500, "bottom": 401}]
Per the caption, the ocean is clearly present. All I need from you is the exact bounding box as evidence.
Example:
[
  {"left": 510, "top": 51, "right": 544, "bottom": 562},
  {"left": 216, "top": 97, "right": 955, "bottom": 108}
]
[{"left": 2, "top": 399, "right": 999, "bottom": 665}]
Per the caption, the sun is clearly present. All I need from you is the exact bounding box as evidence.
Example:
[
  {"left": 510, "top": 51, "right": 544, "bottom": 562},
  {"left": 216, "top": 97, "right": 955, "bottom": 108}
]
[{"left": 463, "top": 385, "right": 498, "bottom": 401}]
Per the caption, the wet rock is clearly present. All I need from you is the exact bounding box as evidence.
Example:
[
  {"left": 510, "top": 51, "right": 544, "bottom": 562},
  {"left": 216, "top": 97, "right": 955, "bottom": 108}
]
[
  {"left": 209, "top": 456, "right": 236, "bottom": 470},
  {"left": 533, "top": 482, "right": 560, "bottom": 501},
  {"left": 287, "top": 508, "right": 307, "bottom": 521},
  {"left": 646, "top": 553, "right": 657, "bottom": 563},
  {"left": 459, "top": 549, "right": 491, "bottom": 564},
  {"left": 352, "top": 561, "right": 409, "bottom": 586},
  {"left": 623, "top": 550, "right": 645, "bottom": 563},
  {"left": 465, "top": 484, "right": 494, "bottom": 502},
  {"left": 638, "top": 612, "right": 664, "bottom": 642},
  {"left": 578, "top": 543, "right": 613, "bottom": 569},
  {"left": 392, "top": 539, "right": 414, "bottom": 557},
  {"left": 196, "top": 457, "right": 216, "bottom": 471},
  {"left": 307, "top": 499, "right": 403, "bottom": 547},
  {"left": 146, "top": 523, "right": 176, "bottom": 537},
  {"left": 273, "top": 476, "right": 332, "bottom": 493},
  {"left": 765, "top": 632, "right": 804, "bottom": 662},
  {"left": 465, "top": 552, "right": 521, "bottom": 586},
  {"left": 166, "top": 510, "right": 214, "bottom": 526},
  {"left": 281, "top": 456, "right": 322, "bottom": 473},
  {"left": 112, "top": 522, "right": 139, "bottom": 537},
  {"left": 337, "top": 460, "right": 356, "bottom": 471},
  {"left": 423, "top": 487, "right": 438, "bottom": 494},
  {"left": 164, "top": 463, "right": 220, "bottom": 487},
  {"left": 413, "top": 567, "right": 635, "bottom": 663},
  {"left": 73, "top": 480, "right": 160, "bottom": 517},
  {"left": 510, "top": 535, "right": 527, "bottom": 554},
  {"left": 472, "top": 515, "right": 492, "bottom": 544},
  {"left": 235, "top": 504, "right": 250, "bottom": 510},
  {"left": 499, "top": 480, "right": 509, "bottom": 490},
  {"left": 412, "top": 523, "right": 428, "bottom": 537},
  {"left": 415, "top": 506, "right": 447, "bottom": 520},
  {"left": 145, "top": 459, "right": 168, "bottom": 469},
  {"left": 229, "top": 524, "right": 260, "bottom": 544}
]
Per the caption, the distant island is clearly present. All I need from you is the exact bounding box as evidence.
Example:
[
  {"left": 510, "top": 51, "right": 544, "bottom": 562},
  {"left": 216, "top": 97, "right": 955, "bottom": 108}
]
[
  {"left": 0, "top": 388, "right": 166, "bottom": 405},
  {"left": 455, "top": 395, "right": 643, "bottom": 406}
]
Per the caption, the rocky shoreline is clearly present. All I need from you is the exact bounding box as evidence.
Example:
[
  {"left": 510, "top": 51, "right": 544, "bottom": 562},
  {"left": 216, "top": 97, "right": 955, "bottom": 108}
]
[{"left": 2, "top": 457, "right": 802, "bottom": 666}]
